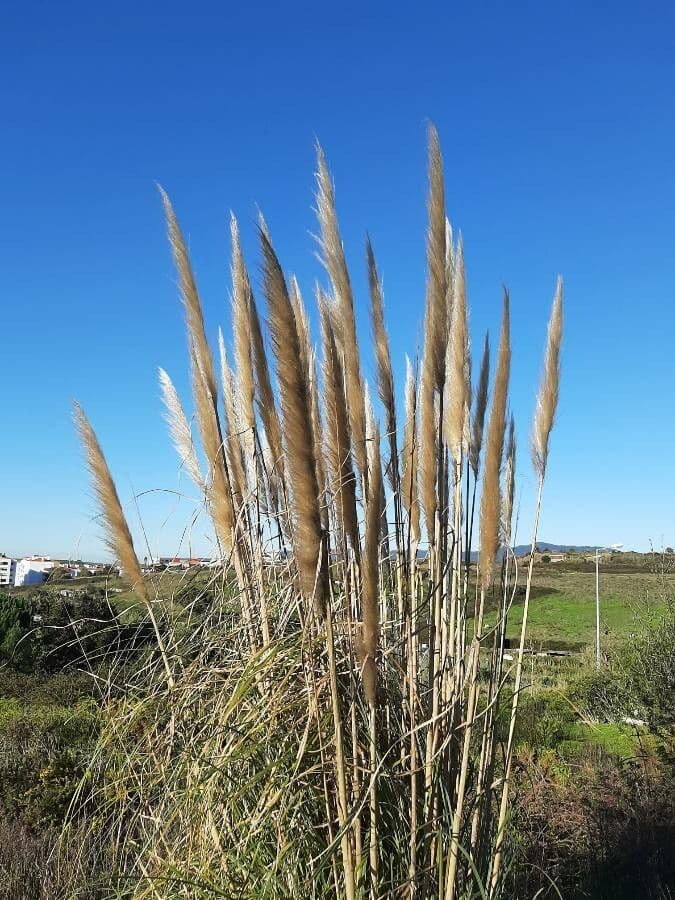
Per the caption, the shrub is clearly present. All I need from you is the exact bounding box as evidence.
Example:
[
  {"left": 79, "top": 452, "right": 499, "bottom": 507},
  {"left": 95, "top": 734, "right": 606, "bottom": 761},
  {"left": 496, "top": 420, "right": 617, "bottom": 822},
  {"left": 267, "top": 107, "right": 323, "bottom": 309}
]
[
  {"left": 570, "top": 611, "right": 675, "bottom": 729},
  {"left": 0, "top": 698, "right": 98, "bottom": 825},
  {"left": 507, "top": 745, "right": 675, "bottom": 898},
  {"left": 614, "top": 612, "right": 675, "bottom": 728},
  {"left": 510, "top": 690, "right": 578, "bottom": 751}
]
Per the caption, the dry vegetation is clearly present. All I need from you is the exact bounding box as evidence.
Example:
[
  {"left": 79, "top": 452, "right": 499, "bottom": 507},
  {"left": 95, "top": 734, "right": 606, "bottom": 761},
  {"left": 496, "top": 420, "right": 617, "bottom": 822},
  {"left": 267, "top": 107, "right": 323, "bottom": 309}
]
[{"left": 68, "top": 125, "right": 563, "bottom": 899}]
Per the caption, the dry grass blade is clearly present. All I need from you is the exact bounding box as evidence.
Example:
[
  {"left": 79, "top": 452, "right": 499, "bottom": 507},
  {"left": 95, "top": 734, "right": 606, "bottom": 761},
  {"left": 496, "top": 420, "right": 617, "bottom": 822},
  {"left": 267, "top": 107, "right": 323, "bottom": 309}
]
[
  {"left": 479, "top": 291, "right": 511, "bottom": 589},
  {"left": 362, "top": 400, "right": 383, "bottom": 893},
  {"left": 360, "top": 416, "right": 381, "bottom": 707},
  {"left": 158, "top": 367, "right": 204, "bottom": 492},
  {"left": 261, "top": 229, "right": 327, "bottom": 615},
  {"left": 532, "top": 277, "right": 563, "bottom": 477}
]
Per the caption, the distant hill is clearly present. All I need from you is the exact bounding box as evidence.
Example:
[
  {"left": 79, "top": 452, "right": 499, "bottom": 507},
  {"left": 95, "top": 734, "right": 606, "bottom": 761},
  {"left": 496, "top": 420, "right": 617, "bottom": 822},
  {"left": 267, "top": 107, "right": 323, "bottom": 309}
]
[
  {"left": 512, "top": 542, "right": 601, "bottom": 557},
  {"left": 463, "top": 543, "right": 604, "bottom": 562}
]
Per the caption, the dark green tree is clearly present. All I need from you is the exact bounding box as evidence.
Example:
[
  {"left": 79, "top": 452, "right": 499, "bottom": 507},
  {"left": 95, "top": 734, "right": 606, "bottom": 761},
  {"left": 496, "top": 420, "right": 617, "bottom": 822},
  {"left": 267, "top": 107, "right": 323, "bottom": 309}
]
[{"left": 0, "top": 593, "right": 33, "bottom": 670}]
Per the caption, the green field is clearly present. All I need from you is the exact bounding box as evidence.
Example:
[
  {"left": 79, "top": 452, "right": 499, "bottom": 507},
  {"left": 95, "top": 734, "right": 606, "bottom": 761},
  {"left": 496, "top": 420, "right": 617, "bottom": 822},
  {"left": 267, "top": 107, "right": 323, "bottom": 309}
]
[
  {"left": 13, "top": 562, "right": 675, "bottom": 647},
  {"left": 486, "top": 568, "right": 673, "bottom": 646}
]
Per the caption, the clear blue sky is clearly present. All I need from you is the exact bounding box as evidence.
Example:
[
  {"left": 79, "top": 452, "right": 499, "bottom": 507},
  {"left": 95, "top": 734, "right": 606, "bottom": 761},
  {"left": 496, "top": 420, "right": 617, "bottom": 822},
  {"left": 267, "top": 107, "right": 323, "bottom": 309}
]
[{"left": 2, "top": 1, "right": 675, "bottom": 561}]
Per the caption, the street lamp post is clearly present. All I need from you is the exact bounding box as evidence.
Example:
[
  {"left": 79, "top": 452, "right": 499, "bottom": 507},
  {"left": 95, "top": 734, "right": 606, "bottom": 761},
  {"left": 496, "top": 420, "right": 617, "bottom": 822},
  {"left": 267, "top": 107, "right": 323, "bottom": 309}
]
[
  {"left": 595, "top": 543, "right": 623, "bottom": 670},
  {"left": 595, "top": 549, "right": 601, "bottom": 670}
]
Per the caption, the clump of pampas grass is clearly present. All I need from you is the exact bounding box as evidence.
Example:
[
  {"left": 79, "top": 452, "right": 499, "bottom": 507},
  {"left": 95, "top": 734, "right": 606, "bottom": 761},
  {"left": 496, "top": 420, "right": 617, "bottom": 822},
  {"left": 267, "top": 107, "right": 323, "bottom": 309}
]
[{"left": 70, "top": 127, "right": 564, "bottom": 900}]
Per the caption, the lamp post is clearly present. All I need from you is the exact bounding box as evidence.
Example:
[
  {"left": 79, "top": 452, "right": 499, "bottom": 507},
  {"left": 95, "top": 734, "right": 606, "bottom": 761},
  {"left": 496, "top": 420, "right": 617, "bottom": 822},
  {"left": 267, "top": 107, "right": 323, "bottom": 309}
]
[{"left": 595, "top": 543, "right": 623, "bottom": 670}]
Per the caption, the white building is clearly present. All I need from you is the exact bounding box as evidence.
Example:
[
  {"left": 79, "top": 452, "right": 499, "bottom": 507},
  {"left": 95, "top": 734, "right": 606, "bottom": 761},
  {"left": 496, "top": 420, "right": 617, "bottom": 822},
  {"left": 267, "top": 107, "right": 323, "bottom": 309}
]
[
  {"left": 0, "top": 555, "right": 16, "bottom": 587},
  {"left": 14, "top": 556, "right": 56, "bottom": 587}
]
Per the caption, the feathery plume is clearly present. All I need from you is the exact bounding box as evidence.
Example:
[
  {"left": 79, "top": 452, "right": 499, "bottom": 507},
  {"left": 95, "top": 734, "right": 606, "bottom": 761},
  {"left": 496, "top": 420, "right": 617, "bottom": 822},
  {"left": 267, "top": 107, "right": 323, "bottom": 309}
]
[
  {"left": 422, "top": 124, "right": 448, "bottom": 393},
  {"left": 492, "top": 281, "right": 563, "bottom": 893},
  {"left": 158, "top": 367, "right": 204, "bottom": 492},
  {"left": 160, "top": 189, "right": 236, "bottom": 554},
  {"left": 469, "top": 333, "right": 490, "bottom": 477},
  {"left": 230, "top": 214, "right": 256, "bottom": 453},
  {"left": 320, "top": 292, "right": 360, "bottom": 555},
  {"left": 315, "top": 144, "right": 368, "bottom": 489},
  {"left": 365, "top": 383, "right": 389, "bottom": 550},
  {"left": 160, "top": 188, "right": 218, "bottom": 404},
  {"left": 444, "top": 237, "right": 468, "bottom": 464},
  {"left": 502, "top": 415, "right": 517, "bottom": 545},
  {"left": 249, "top": 289, "right": 284, "bottom": 480},
  {"left": 291, "top": 276, "right": 312, "bottom": 387},
  {"left": 445, "top": 217, "right": 455, "bottom": 304},
  {"left": 190, "top": 343, "right": 237, "bottom": 554},
  {"left": 402, "top": 356, "right": 421, "bottom": 543},
  {"left": 309, "top": 347, "right": 329, "bottom": 530},
  {"left": 261, "top": 230, "right": 327, "bottom": 614},
  {"left": 462, "top": 350, "right": 472, "bottom": 457},
  {"left": 418, "top": 124, "right": 448, "bottom": 540},
  {"left": 478, "top": 291, "right": 511, "bottom": 589},
  {"left": 367, "top": 238, "right": 398, "bottom": 492},
  {"left": 532, "top": 278, "right": 563, "bottom": 478},
  {"left": 74, "top": 404, "right": 149, "bottom": 601},
  {"left": 74, "top": 403, "right": 174, "bottom": 688},
  {"left": 257, "top": 208, "right": 270, "bottom": 241},
  {"left": 418, "top": 368, "right": 438, "bottom": 541},
  {"left": 218, "top": 328, "right": 248, "bottom": 504}
]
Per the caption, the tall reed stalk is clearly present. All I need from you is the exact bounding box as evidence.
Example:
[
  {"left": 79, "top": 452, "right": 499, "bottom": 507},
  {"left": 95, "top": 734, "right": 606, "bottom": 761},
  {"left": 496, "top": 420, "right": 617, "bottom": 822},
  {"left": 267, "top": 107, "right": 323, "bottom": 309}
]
[{"left": 489, "top": 278, "right": 563, "bottom": 895}]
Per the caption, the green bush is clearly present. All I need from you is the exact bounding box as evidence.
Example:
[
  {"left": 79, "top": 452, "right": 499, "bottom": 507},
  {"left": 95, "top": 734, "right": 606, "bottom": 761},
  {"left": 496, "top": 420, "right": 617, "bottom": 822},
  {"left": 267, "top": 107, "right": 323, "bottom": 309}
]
[
  {"left": 0, "top": 698, "right": 99, "bottom": 825},
  {"left": 568, "top": 666, "right": 624, "bottom": 720},
  {"left": 0, "top": 670, "right": 95, "bottom": 705},
  {"left": 510, "top": 690, "right": 578, "bottom": 751},
  {"left": 614, "top": 612, "right": 675, "bottom": 728},
  {"left": 570, "top": 611, "right": 675, "bottom": 729}
]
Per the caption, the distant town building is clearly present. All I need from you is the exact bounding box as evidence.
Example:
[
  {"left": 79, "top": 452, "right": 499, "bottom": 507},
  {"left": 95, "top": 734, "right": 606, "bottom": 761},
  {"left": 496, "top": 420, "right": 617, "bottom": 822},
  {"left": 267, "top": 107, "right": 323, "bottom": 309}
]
[
  {"left": 14, "top": 556, "right": 56, "bottom": 587},
  {"left": 158, "top": 557, "right": 209, "bottom": 570},
  {"left": 0, "top": 555, "right": 16, "bottom": 587}
]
